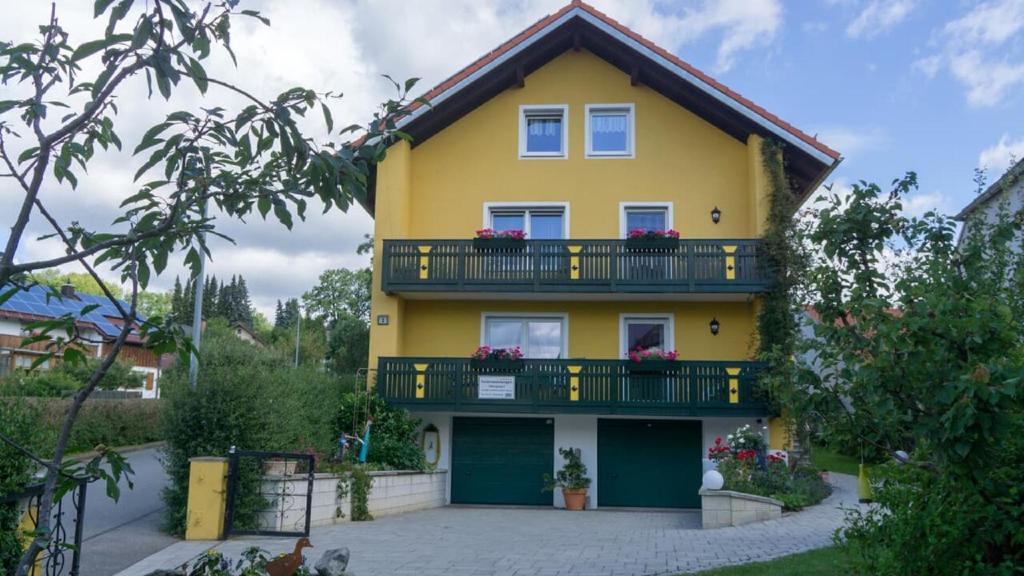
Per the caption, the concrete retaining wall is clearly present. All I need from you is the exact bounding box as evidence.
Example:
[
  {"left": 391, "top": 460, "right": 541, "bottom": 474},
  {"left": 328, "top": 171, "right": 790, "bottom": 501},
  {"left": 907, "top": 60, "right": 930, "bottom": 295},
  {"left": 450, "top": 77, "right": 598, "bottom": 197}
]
[
  {"left": 259, "top": 470, "right": 447, "bottom": 531},
  {"left": 699, "top": 488, "right": 783, "bottom": 528}
]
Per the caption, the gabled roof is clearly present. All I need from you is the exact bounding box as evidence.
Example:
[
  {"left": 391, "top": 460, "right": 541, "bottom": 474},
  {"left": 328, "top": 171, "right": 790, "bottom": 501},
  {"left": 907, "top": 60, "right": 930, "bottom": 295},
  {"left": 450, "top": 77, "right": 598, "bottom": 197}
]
[
  {"left": 0, "top": 284, "right": 146, "bottom": 342},
  {"left": 955, "top": 157, "right": 1024, "bottom": 220},
  {"left": 360, "top": 1, "right": 841, "bottom": 215}
]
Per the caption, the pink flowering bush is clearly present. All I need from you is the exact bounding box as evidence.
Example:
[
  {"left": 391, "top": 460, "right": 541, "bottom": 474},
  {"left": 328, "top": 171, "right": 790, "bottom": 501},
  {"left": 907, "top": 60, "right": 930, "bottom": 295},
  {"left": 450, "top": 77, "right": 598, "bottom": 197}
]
[
  {"left": 475, "top": 228, "right": 527, "bottom": 240},
  {"left": 471, "top": 345, "right": 523, "bottom": 361},
  {"left": 626, "top": 228, "right": 680, "bottom": 239},
  {"left": 627, "top": 347, "right": 679, "bottom": 362}
]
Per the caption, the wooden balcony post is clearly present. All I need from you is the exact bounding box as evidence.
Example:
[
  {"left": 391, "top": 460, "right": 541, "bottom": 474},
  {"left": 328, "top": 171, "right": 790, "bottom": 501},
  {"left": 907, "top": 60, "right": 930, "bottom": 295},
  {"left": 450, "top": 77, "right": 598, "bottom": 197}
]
[
  {"left": 414, "top": 363, "right": 429, "bottom": 399},
  {"left": 726, "top": 367, "right": 741, "bottom": 404},
  {"left": 567, "top": 365, "right": 582, "bottom": 401}
]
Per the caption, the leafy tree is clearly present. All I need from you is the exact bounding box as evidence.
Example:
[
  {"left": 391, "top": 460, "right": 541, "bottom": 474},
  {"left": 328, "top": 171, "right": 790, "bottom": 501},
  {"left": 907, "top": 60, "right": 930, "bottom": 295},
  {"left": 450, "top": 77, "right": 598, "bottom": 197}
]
[
  {"left": 137, "top": 289, "right": 172, "bottom": 318},
  {"left": 0, "top": 2, "right": 416, "bottom": 572},
  {"left": 794, "top": 173, "right": 1024, "bottom": 573},
  {"left": 30, "top": 270, "right": 125, "bottom": 299},
  {"left": 327, "top": 313, "right": 370, "bottom": 375},
  {"left": 302, "top": 267, "right": 371, "bottom": 325}
]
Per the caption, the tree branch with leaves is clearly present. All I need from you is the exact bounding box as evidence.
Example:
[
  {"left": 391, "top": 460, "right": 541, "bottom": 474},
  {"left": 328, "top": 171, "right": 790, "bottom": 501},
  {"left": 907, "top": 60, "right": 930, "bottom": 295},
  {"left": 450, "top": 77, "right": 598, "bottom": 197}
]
[{"left": 0, "top": 2, "right": 421, "bottom": 573}]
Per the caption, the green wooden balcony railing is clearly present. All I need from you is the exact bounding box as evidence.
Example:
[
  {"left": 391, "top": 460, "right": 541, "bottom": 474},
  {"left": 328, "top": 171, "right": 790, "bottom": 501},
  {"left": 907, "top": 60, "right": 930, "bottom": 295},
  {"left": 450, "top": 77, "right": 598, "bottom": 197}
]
[
  {"left": 376, "top": 357, "right": 768, "bottom": 416},
  {"left": 380, "top": 239, "right": 770, "bottom": 294}
]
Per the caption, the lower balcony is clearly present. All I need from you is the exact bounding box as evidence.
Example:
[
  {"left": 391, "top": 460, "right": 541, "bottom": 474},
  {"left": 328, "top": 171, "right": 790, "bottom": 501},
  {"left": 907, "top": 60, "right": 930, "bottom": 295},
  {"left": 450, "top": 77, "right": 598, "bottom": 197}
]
[{"left": 376, "top": 357, "right": 768, "bottom": 417}]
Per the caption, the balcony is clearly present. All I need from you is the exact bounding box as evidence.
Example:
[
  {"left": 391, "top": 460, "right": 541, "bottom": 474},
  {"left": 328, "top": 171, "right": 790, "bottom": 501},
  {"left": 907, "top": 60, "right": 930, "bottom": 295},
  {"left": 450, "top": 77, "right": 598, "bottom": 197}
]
[
  {"left": 380, "top": 239, "right": 769, "bottom": 296},
  {"left": 376, "top": 357, "right": 768, "bottom": 417}
]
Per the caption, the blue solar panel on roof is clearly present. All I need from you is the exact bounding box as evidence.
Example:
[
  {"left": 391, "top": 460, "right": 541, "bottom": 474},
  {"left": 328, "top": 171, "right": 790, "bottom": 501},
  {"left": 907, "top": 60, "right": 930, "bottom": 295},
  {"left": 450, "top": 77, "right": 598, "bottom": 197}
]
[{"left": 1, "top": 283, "right": 145, "bottom": 338}]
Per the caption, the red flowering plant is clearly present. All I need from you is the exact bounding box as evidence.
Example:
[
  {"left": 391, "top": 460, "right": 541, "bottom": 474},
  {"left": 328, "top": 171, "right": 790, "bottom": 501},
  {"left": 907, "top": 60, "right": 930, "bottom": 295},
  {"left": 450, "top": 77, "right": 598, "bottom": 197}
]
[
  {"left": 471, "top": 345, "right": 523, "bottom": 361},
  {"left": 627, "top": 228, "right": 680, "bottom": 239},
  {"left": 627, "top": 347, "right": 680, "bottom": 362},
  {"left": 475, "top": 228, "right": 526, "bottom": 240},
  {"left": 708, "top": 436, "right": 732, "bottom": 462}
]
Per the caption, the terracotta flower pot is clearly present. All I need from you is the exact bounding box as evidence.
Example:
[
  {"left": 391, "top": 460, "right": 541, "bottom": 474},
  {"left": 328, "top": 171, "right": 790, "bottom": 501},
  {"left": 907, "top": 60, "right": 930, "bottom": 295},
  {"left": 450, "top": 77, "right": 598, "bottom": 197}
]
[{"left": 562, "top": 488, "right": 587, "bottom": 511}]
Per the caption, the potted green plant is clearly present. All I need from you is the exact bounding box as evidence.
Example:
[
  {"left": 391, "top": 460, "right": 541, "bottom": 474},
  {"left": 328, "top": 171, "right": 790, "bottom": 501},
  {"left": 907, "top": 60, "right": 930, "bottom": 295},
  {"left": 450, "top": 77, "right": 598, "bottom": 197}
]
[{"left": 543, "top": 447, "right": 592, "bottom": 511}]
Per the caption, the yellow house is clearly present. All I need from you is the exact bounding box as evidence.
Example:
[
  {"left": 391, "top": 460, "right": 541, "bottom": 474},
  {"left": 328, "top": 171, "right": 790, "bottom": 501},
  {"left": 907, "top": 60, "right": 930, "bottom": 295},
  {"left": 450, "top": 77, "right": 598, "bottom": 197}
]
[{"left": 364, "top": 1, "right": 839, "bottom": 509}]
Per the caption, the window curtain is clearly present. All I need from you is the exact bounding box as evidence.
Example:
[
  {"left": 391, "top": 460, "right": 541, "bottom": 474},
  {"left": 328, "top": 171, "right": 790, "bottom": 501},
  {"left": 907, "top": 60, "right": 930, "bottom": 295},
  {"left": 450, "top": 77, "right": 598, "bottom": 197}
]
[
  {"left": 528, "top": 117, "right": 561, "bottom": 136},
  {"left": 591, "top": 114, "right": 627, "bottom": 134}
]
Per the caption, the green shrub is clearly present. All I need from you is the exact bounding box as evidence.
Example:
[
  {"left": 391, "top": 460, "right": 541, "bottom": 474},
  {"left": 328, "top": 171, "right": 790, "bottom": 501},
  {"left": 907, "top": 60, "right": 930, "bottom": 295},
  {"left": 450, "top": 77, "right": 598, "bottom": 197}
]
[
  {"left": 0, "top": 399, "right": 47, "bottom": 574},
  {"left": 160, "top": 321, "right": 362, "bottom": 535},
  {"left": 0, "top": 358, "right": 144, "bottom": 398},
  {"left": 334, "top": 391, "right": 424, "bottom": 471}
]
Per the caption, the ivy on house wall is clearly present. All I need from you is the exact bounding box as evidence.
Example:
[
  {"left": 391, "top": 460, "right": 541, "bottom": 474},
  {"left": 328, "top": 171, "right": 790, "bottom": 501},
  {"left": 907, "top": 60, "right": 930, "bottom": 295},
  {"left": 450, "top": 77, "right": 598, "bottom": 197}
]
[{"left": 756, "top": 137, "right": 800, "bottom": 362}]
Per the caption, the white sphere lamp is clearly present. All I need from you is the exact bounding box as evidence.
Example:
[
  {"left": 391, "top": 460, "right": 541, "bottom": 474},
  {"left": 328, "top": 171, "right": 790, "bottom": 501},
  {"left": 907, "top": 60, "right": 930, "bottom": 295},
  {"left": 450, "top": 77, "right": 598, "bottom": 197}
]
[{"left": 702, "top": 470, "right": 724, "bottom": 491}]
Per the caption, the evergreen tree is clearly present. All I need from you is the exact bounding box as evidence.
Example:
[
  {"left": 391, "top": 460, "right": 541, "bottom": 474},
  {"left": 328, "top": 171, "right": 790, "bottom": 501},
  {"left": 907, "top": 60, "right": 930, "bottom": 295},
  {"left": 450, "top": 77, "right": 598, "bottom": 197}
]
[
  {"left": 216, "top": 278, "right": 231, "bottom": 319},
  {"left": 274, "top": 300, "right": 285, "bottom": 328},
  {"left": 170, "top": 276, "right": 184, "bottom": 320},
  {"left": 235, "top": 276, "right": 254, "bottom": 327},
  {"left": 203, "top": 275, "right": 219, "bottom": 319}
]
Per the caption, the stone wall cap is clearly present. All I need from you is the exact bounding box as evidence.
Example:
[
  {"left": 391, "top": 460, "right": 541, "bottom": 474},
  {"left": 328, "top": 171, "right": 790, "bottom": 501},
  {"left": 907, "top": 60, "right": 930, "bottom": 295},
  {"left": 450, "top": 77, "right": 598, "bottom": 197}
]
[
  {"left": 699, "top": 488, "right": 784, "bottom": 507},
  {"left": 188, "top": 456, "right": 227, "bottom": 463}
]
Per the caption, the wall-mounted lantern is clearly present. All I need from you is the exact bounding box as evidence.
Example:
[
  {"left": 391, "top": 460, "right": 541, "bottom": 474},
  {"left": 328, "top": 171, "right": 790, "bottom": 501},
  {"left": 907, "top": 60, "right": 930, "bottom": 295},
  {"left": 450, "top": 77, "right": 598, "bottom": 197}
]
[
  {"left": 709, "top": 317, "right": 720, "bottom": 336},
  {"left": 710, "top": 206, "right": 722, "bottom": 224}
]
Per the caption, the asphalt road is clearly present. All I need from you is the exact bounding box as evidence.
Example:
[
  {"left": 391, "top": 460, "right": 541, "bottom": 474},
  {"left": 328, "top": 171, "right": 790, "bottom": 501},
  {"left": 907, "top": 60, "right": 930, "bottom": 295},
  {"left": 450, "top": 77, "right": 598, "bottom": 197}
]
[{"left": 73, "top": 447, "right": 179, "bottom": 576}]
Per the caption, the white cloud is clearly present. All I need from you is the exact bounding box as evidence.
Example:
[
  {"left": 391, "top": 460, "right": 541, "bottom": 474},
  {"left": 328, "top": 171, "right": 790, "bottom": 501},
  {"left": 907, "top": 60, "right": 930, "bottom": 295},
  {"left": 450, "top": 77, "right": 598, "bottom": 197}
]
[
  {"left": 901, "top": 192, "right": 950, "bottom": 217},
  {"left": 2, "top": 0, "right": 785, "bottom": 318},
  {"left": 918, "top": 0, "right": 1024, "bottom": 107},
  {"left": 846, "top": 0, "right": 918, "bottom": 39},
  {"left": 813, "top": 126, "right": 887, "bottom": 158},
  {"left": 978, "top": 134, "right": 1024, "bottom": 174}
]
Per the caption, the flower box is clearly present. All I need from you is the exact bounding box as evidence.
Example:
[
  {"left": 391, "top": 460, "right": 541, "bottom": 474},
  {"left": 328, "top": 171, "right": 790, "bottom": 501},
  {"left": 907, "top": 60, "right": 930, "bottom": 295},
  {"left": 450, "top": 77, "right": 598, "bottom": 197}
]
[
  {"left": 627, "top": 360, "right": 681, "bottom": 374},
  {"left": 472, "top": 237, "right": 527, "bottom": 251},
  {"left": 470, "top": 358, "right": 525, "bottom": 371},
  {"left": 624, "top": 237, "right": 680, "bottom": 251}
]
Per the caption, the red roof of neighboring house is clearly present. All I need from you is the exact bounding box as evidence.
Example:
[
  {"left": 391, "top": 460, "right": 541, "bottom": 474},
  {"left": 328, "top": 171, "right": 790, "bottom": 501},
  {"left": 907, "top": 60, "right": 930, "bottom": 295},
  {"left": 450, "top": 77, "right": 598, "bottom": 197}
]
[{"left": 400, "top": 0, "right": 839, "bottom": 161}]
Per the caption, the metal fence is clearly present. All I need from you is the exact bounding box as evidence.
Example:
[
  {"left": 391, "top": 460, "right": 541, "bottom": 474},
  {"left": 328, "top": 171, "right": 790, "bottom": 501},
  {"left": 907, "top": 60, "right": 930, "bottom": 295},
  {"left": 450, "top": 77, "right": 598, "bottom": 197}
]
[
  {"left": 1, "top": 479, "right": 88, "bottom": 576},
  {"left": 223, "top": 448, "right": 315, "bottom": 538}
]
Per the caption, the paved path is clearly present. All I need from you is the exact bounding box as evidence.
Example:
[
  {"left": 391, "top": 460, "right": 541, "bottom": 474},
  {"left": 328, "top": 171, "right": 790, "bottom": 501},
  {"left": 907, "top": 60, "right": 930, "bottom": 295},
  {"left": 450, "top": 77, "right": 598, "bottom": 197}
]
[
  {"left": 75, "top": 446, "right": 179, "bottom": 576},
  {"left": 118, "top": 473, "right": 860, "bottom": 576}
]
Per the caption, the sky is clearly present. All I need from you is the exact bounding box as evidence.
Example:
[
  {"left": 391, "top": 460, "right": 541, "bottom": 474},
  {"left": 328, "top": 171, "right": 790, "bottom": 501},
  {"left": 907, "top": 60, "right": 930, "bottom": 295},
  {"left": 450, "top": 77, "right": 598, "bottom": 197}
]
[{"left": 2, "top": 0, "right": 1023, "bottom": 319}]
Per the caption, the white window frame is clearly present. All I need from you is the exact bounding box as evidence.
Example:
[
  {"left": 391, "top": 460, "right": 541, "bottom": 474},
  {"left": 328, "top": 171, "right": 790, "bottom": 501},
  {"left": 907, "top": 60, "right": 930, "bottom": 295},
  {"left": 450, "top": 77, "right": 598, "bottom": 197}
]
[
  {"left": 480, "top": 313, "right": 569, "bottom": 359},
  {"left": 519, "top": 104, "right": 569, "bottom": 159},
  {"left": 482, "top": 202, "right": 570, "bottom": 238},
  {"left": 619, "top": 313, "right": 675, "bottom": 358},
  {"left": 619, "top": 202, "right": 674, "bottom": 238},
  {"left": 585, "top": 103, "right": 635, "bottom": 158}
]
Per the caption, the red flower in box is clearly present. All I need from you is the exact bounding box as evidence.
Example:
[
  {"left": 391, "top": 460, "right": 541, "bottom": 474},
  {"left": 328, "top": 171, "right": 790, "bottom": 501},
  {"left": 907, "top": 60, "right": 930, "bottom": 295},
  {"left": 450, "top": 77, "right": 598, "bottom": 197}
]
[
  {"left": 627, "top": 347, "right": 679, "bottom": 362},
  {"left": 472, "top": 345, "right": 523, "bottom": 361},
  {"left": 475, "top": 228, "right": 526, "bottom": 240},
  {"left": 627, "top": 228, "right": 680, "bottom": 239}
]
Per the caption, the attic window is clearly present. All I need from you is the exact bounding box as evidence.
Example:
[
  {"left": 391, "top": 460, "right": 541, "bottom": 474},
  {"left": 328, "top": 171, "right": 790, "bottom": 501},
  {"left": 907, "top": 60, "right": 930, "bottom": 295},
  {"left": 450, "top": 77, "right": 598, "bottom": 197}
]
[
  {"left": 586, "top": 104, "right": 634, "bottom": 158},
  {"left": 519, "top": 105, "right": 568, "bottom": 158}
]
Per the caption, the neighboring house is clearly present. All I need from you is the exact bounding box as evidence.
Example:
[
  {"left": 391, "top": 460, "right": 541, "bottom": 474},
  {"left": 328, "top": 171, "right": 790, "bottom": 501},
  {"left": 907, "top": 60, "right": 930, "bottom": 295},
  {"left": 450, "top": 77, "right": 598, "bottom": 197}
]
[
  {"left": 956, "top": 157, "right": 1024, "bottom": 250},
  {"left": 231, "top": 321, "right": 263, "bottom": 346},
  {"left": 364, "top": 1, "right": 840, "bottom": 510},
  {"left": 0, "top": 283, "right": 161, "bottom": 398}
]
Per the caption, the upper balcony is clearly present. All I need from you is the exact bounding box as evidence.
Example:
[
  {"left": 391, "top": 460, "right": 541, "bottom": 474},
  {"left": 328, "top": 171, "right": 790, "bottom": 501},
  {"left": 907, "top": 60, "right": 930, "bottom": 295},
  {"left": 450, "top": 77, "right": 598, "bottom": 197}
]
[{"left": 380, "top": 239, "right": 770, "bottom": 297}]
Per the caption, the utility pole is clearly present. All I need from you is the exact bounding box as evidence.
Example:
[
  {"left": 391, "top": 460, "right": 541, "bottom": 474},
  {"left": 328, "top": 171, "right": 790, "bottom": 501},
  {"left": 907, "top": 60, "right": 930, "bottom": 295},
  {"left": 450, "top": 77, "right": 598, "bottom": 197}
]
[
  {"left": 293, "top": 304, "right": 302, "bottom": 368},
  {"left": 188, "top": 201, "right": 208, "bottom": 389}
]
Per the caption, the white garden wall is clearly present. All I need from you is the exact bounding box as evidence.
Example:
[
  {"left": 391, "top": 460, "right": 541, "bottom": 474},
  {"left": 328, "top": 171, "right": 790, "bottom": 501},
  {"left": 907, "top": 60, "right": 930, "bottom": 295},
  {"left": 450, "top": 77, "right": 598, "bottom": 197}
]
[{"left": 259, "top": 470, "right": 447, "bottom": 531}]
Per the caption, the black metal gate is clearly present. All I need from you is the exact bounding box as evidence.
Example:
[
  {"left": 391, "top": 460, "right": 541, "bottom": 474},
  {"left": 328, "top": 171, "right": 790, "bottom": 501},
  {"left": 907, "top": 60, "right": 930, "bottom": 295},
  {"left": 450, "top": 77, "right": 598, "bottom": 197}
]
[
  {"left": 223, "top": 448, "right": 315, "bottom": 538},
  {"left": 1, "top": 479, "right": 88, "bottom": 576}
]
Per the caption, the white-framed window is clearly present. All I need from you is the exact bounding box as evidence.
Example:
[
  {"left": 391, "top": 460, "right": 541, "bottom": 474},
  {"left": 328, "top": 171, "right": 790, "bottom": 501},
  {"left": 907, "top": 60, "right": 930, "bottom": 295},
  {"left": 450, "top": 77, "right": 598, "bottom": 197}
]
[
  {"left": 484, "top": 203, "right": 568, "bottom": 239},
  {"left": 585, "top": 103, "right": 635, "bottom": 158},
  {"left": 519, "top": 105, "right": 568, "bottom": 158},
  {"left": 619, "top": 202, "right": 673, "bottom": 237},
  {"left": 14, "top": 354, "right": 47, "bottom": 371},
  {"left": 482, "top": 314, "right": 567, "bottom": 359},
  {"left": 619, "top": 314, "right": 675, "bottom": 357}
]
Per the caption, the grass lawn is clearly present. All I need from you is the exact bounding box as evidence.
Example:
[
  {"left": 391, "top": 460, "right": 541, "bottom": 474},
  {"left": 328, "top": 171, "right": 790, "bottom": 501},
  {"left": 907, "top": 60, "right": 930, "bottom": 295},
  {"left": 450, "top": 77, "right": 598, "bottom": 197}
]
[
  {"left": 810, "top": 445, "right": 861, "bottom": 476},
  {"left": 693, "top": 547, "right": 850, "bottom": 575}
]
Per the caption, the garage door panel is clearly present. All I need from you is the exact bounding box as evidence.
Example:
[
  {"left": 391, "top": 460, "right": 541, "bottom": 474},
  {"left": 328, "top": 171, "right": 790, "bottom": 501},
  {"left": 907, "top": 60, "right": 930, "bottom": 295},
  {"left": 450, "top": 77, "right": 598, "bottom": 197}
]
[
  {"left": 598, "top": 419, "right": 702, "bottom": 508},
  {"left": 452, "top": 417, "right": 553, "bottom": 505}
]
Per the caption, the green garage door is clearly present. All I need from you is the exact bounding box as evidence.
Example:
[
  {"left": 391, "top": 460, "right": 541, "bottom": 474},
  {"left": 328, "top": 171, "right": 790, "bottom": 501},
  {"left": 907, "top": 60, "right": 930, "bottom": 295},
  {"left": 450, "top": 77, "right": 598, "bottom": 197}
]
[
  {"left": 451, "top": 417, "right": 554, "bottom": 505},
  {"left": 598, "top": 419, "right": 702, "bottom": 508}
]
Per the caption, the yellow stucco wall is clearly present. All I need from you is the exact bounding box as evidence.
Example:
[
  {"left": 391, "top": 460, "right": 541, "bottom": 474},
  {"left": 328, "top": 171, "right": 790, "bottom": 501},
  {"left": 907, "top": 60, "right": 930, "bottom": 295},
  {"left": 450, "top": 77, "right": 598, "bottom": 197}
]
[
  {"left": 399, "top": 300, "right": 757, "bottom": 361},
  {"left": 368, "top": 48, "right": 773, "bottom": 369},
  {"left": 407, "top": 50, "right": 753, "bottom": 239}
]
